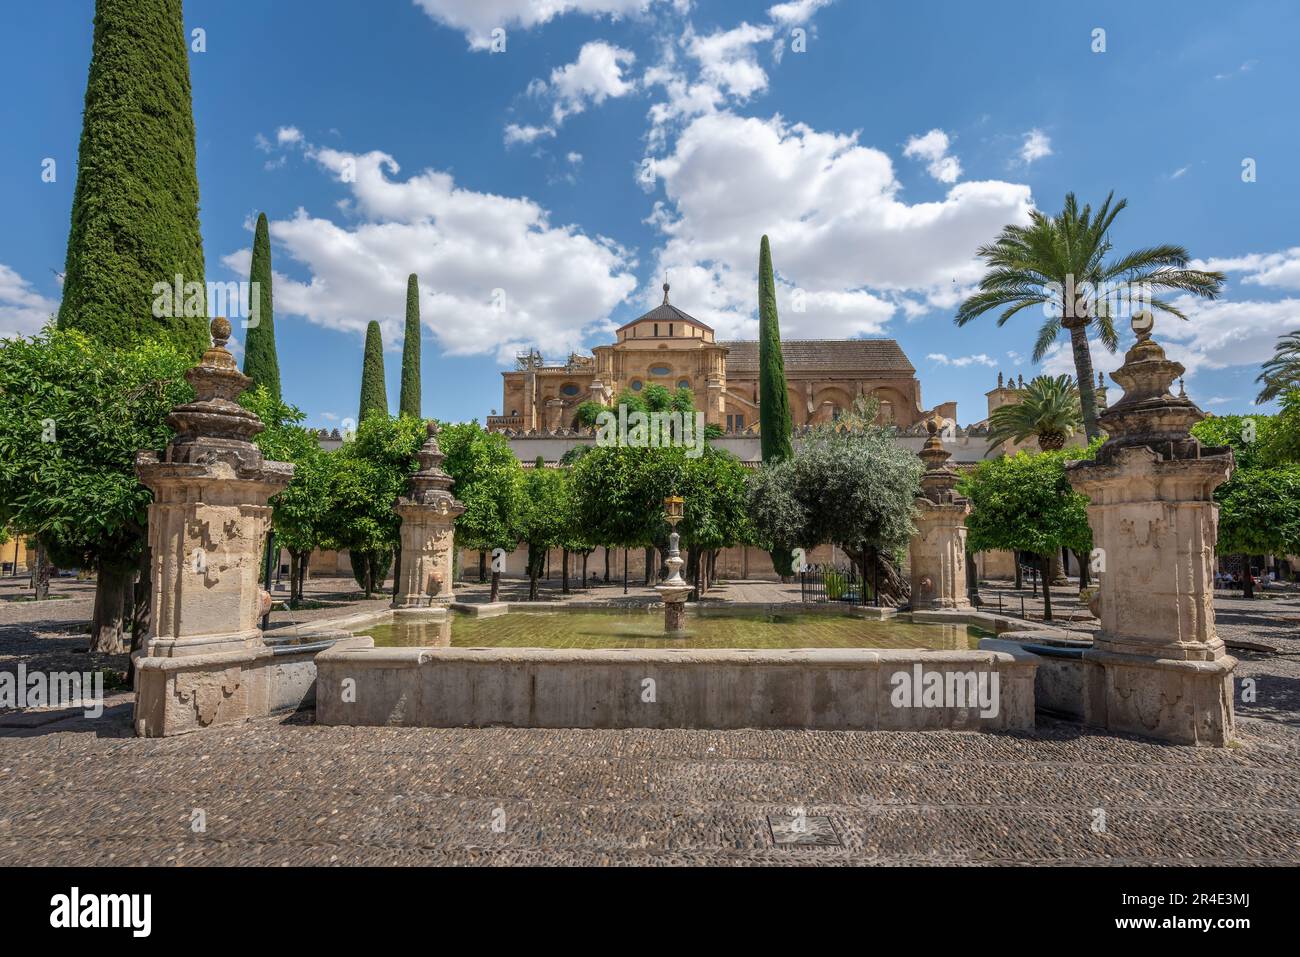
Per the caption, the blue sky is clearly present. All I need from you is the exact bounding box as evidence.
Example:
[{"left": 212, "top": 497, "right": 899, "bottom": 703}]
[{"left": 2, "top": 0, "right": 1298, "bottom": 430}]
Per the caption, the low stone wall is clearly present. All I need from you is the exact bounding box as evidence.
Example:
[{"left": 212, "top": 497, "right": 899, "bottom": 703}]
[{"left": 314, "top": 637, "right": 1037, "bottom": 732}]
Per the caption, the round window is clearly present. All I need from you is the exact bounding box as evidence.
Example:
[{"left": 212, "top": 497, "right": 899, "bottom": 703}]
[
  {"left": 677, "top": 379, "right": 690, "bottom": 391},
  {"left": 560, "top": 384, "right": 580, "bottom": 396},
  {"left": 650, "top": 365, "right": 672, "bottom": 376},
  {"left": 630, "top": 380, "right": 643, "bottom": 392}
]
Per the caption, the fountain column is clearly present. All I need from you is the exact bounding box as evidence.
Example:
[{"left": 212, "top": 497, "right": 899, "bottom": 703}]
[
  {"left": 909, "top": 417, "right": 971, "bottom": 610},
  {"left": 1066, "top": 314, "right": 1236, "bottom": 746},
  {"left": 133, "top": 318, "right": 294, "bottom": 737},
  {"left": 656, "top": 495, "right": 691, "bottom": 635},
  {"left": 393, "top": 421, "right": 466, "bottom": 611}
]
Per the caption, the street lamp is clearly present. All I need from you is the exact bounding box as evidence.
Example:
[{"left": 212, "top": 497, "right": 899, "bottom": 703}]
[{"left": 664, "top": 495, "right": 684, "bottom": 528}]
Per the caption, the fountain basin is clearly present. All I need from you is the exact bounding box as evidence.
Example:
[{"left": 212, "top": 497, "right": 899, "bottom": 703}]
[{"left": 312, "top": 608, "right": 1041, "bottom": 732}]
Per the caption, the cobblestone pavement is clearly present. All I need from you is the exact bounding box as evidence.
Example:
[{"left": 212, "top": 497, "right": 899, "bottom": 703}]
[{"left": 1, "top": 575, "right": 1297, "bottom": 865}]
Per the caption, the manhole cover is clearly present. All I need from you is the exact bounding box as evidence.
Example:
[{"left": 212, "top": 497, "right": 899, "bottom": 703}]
[{"left": 767, "top": 813, "right": 841, "bottom": 847}]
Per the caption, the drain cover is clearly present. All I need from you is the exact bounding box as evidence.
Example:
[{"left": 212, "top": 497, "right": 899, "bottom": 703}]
[{"left": 767, "top": 814, "right": 841, "bottom": 847}]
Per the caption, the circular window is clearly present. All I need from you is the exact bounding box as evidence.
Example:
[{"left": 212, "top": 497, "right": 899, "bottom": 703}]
[
  {"left": 650, "top": 365, "right": 672, "bottom": 376},
  {"left": 560, "top": 384, "right": 580, "bottom": 396},
  {"left": 630, "top": 379, "right": 643, "bottom": 392},
  {"left": 677, "top": 379, "right": 691, "bottom": 391}
]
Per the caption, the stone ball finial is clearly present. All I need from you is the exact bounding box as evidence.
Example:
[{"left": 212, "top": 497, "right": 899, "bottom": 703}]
[
  {"left": 1132, "top": 310, "right": 1154, "bottom": 341},
  {"left": 426, "top": 419, "right": 440, "bottom": 438},
  {"left": 662, "top": 280, "right": 670, "bottom": 304},
  {"left": 210, "top": 316, "right": 232, "bottom": 349},
  {"left": 925, "top": 415, "right": 940, "bottom": 436}
]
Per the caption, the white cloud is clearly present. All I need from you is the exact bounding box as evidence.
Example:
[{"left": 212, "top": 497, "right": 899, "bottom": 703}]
[
  {"left": 227, "top": 145, "right": 638, "bottom": 362},
  {"left": 767, "top": 0, "right": 832, "bottom": 25},
  {"left": 412, "top": 0, "right": 661, "bottom": 49},
  {"left": 0, "top": 263, "right": 58, "bottom": 338},
  {"left": 903, "top": 128, "right": 962, "bottom": 184},
  {"left": 277, "top": 126, "right": 304, "bottom": 146},
  {"left": 1019, "top": 129, "right": 1052, "bottom": 165},
  {"left": 688, "top": 21, "right": 775, "bottom": 100},
  {"left": 639, "top": 112, "right": 1034, "bottom": 338},
  {"left": 503, "top": 122, "right": 556, "bottom": 146},
  {"left": 1194, "top": 247, "right": 1300, "bottom": 291},
  {"left": 567, "top": 151, "right": 584, "bottom": 165},
  {"left": 928, "top": 352, "right": 996, "bottom": 368},
  {"left": 1169, "top": 165, "right": 1189, "bottom": 180},
  {"left": 547, "top": 41, "right": 637, "bottom": 124}
]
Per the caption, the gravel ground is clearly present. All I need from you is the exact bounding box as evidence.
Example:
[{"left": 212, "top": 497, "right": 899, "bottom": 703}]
[{"left": 1, "top": 576, "right": 1297, "bottom": 865}]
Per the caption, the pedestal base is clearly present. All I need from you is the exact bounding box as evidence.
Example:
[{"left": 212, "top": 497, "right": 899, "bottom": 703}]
[
  {"left": 1081, "top": 647, "right": 1236, "bottom": 746},
  {"left": 656, "top": 583, "right": 692, "bottom": 636},
  {"left": 133, "top": 643, "right": 273, "bottom": 738}
]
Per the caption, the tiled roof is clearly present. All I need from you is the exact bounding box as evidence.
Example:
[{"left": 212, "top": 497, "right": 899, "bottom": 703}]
[
  {"left": 616, "top": 302, "right": 713, "bottom": 333},
  {"left": 720, "top": 339, "right": 916, "bottom": 375}
]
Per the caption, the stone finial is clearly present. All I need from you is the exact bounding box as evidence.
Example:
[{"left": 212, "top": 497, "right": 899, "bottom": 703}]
[
  {"left": 917, "top": 415, "right": 960, "bottom": 503},
  {"left": 662, "top": 278, "right": 671, "bottom": 304},
  {"left": 1098, "top": 371, "right": 1105, "bottom": 388},
  {"left": 997, "top": 371, "right": 1004, "bottom": 389},
  {"left": 1178, "top": 376, "right": 1187, "bottom": 397},
  {"left": 400, "top": 420, "right": 464, "bottom": 512},
  {"left": 1017, "top": 373, "right": 1024, "bottom": 389},
  {"left": 1087, "top": 311, "right": 1224, "bottom": 465}
]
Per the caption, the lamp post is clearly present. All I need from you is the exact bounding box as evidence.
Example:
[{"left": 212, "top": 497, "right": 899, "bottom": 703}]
[{"left": 656, "top": 495, "right": 691, "bottom": 634}]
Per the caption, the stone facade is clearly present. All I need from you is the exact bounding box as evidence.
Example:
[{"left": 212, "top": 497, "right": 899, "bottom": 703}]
[
  {"left": 488, "top": 285, "right": 950, "bottom": 434},
  {"left": 1067, "top": 315, "right": 1237, "bottom": 746},
  {"left": 133, "top": 318, "right": 294, "bottom": 737}
]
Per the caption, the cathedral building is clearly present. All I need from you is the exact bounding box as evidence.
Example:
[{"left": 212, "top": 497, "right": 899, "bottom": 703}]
[{"left": 487, "top": 284, "right": 956, "bottom": 435}]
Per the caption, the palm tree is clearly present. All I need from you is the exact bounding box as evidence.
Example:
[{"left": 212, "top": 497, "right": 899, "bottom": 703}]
[
  {"left": 956, "top": 192, "right": 1225, "bottom": 440},
  {"left": 987, "top": 375, "right": 1083, "bottom": 452},
  {"left": 1256, "top": 329, "right": 1300, "bottom": 403}
]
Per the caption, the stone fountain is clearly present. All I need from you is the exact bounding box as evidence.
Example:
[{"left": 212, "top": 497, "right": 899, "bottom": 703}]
[
  {"left": 133, "top": 317, "right": 294, "bottom": 737},
  {"left": 656, "top": 495, "right": 691, "bottom": 635},
  {"left": 392, "top": 421, "right": 465, "bottom": 613},
  {"left": 1066, "top": 312, "right": 1236, "bottom": 746},
  {"left": 909, "top": 415, "right": 972, "bottom": 610}
]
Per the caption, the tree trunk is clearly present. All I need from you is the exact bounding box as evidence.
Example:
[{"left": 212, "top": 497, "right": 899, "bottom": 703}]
[
  {"left": 32, "top": 540, "right": 49, "bottom": 600},
  {"left": 965, "top": 549, "right": 979, "bottom": 606},
  {"left": 127, "top": 544, "right": 152, "bottom": 685},
  {"left": 478, "top": 550, "right": 487, "bottom": 583},
  {"left": 581, "top": 553, "right": 589, "bottom": 590},
  {"left": 1040, "top": 553, "right": 1054, "bottom": 621},
  {"left": 1075, "top": 549, "right": 1090, "bottom": 591},
  {"left": 604, "top": 548, "right": 610, "bottom": 582},
  {"left": 490, "top": 569, "right": 501, "bottom": 603},
  {"left": 1065, "top": 317, "right": 1101, "bottom": 441},
  {"left": 1241, "top": 554, "right": 1254, "bottom": 598},
  {"left": 623, "top": 548, "right": 628, "bottom": 595},
  {"left": 89, "top": 559, "right": 134, "bottom": 653},
  {"left": 391, "top": 546, "right": 402, "bottom": 599},
  {"left": 297, "top": 551, "right": 311, "bottom": 604},
  {"left": 1014, "top": 552, "right": 1022, "bottom": 590},
  {"left": 643, "top": 546, "right": 654, "bottom": 586},
  {"left": 562, "top": 548, "right": 570, "bottom": 595}
]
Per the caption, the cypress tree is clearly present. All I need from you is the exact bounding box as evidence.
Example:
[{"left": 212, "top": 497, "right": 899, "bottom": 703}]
[
  {"left": 242, "top": 213, "right": 281, "bottom": 401},
  {"left": 399, "top": 274, "right": 422, "bottom": 417},
  {"left": 358, "top": 321, "right": 388, "bottom": 421},
  {"left": 758, "top": 235, "right": 795, "bottom": 577},
  {"left": 758, "top": 235, "right": 793, "bottom": 462},
  {"left": 57, "top": 0, "right": 209, "bottom": 358}
]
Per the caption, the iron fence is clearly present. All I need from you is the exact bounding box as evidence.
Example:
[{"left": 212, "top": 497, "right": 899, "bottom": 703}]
[{"left": 799, "top": 563, "right": 877, "bottom": 606}]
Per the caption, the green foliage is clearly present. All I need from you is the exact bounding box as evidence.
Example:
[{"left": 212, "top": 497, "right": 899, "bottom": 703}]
[
  {"left": 1270, "top": 390, "right": 1300, "bottom": 466},
  {"left": 612, "top": 389, "right": 648, "bottom": 417},
  {"left": 959, "top": 445, "right": 1096, "bottom": 558},
  {"left": 1214, "top": 466, "right": 1300, "bottom": 557},
  {"left": 439, "top": 421, "right": 523, "bottom": 553},
  {"left": 359, "top": 320, "right": 388, "bottom": 421},
  {"left": 1256, "top": 330, "right": 1300, "bottom": 404},
  {"left": 824, "top": 567, "right": 847, "bottom": 600},
  {"left": 399, "top": 274, "right": 421, "bottom": 417},
  {"left": 1191, "top": 411, "right": 1282, "bottom": 471},
  {"left": 57, "top": 0, "right": 209, "bottom": 359},
  {"left": 0, "top": 328, "right": 193, "bottom": 565},
  {"left": 987, "top": 374, "right": 1083, "bottom": 451},
  {"left": 240, "top": 386, "right": 333, "bottom": 559},
  {"left": 749, "top": 427, "right": 922, "bottom": 562},
  {"left": 574, "top": 401, "right": 606, "bottom": 429},
  {"left": 758, "top": 235, "right": 793, "bottom": 463},
  {"left": 323, "top": 414, "right": 425, "bottom": 593},
  {"left": 640, "top": 383, "right": 672, "bottom": 412},
  {"left": 241, "top": 213, "right": 281, "bottom": 402},
  {"left": 956, "top": 191, "right": 1224, "bottom": 439},
  {"left": 518, "top": 464, "right": 570, "bottom": 588}
]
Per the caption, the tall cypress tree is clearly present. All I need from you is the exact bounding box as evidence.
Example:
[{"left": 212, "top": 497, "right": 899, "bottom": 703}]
[
  {"left": 358, "top": 320, "right": 388, "bottom": 421},
  {"left": 57, "top": 0, "right": 209, "bottom": 358},
  {"left": 241, "top": 213, "right": 281, "bottom": 401},
  {"left": 758, "top": 235, "right": 793, "bottom": 462},
  {"left": 399, "top": 274, "right": 421, "bottom": 417},
  {"left": 758, "top": 235, "right": 795, "bottom": 577}
]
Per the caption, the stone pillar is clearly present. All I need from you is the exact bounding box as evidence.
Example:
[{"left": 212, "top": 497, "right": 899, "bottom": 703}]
[
  {"left": 393, "top": 422, "right": 466, "bottom": 611},
  {"left": 909, "top": 417, "right": 971, "bottom": 610},
  {"left": 1067, "top": 314, "right": 1236, "bottom": 746},
  {"left": 656, "top": 529, "right": 692, "bottom": 636},
  {"left": 133, "top": 318, "right": 294, "bottom": 737}
]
